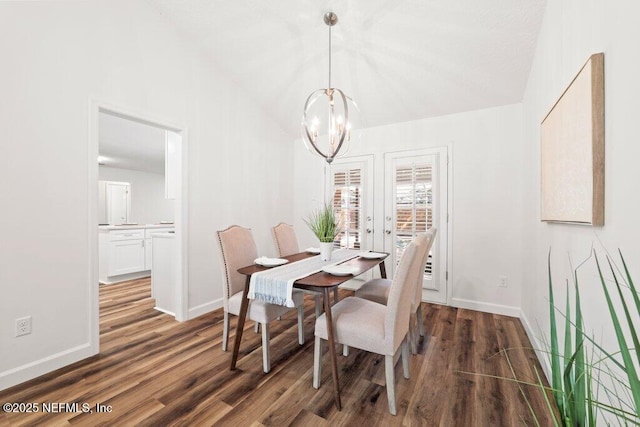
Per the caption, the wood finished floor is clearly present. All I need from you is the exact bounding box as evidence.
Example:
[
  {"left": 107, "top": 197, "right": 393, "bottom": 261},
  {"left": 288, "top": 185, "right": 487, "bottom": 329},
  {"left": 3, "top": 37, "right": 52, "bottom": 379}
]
[{"left": 0, "top": 278, "right": 555, "bottom": 426}]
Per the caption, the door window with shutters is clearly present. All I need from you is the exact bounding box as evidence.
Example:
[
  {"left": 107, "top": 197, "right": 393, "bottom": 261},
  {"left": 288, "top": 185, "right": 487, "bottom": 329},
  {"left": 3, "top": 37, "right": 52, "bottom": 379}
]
[
  {"left": 332, "top": 168, "right": 362, "bottom": 249},
  {"left": 395, "top": 163, "right": 434, "bottom": 280},
  {"left": 327, "top": 156, "right": 374, "bottom": 252}
]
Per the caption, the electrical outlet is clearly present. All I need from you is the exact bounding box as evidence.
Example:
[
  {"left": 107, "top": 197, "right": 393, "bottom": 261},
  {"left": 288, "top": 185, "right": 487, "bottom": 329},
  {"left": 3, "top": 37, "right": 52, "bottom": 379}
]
[
  {"left": 15, "top": 316, "right": 32, "bottom": 337},
  {"left": 499, "top": 276, "right": 508, "bottom": 288}
]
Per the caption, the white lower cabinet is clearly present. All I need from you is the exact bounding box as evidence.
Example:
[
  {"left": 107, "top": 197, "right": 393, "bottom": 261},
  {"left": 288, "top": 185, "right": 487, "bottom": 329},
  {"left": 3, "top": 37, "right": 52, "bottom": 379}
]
[
  {"left": 108, "top": 239, "right": 145, "bottom": 276},
  {"left": 99, "top": 226, "right": 173, "bottom": 284},
  {"left": 144, "top": 238, "right": 153, "bottom": 271},
  {"left": 151, "top": 232, "right": 175, "bottom": 315}
]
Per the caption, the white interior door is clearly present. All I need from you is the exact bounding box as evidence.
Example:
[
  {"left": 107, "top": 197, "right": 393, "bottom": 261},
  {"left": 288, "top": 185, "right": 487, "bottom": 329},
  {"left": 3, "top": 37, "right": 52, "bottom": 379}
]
[
  {"left": 106, "top": 181, "right": 130, "bottom": 225},
  {"left": 384, "top": 148, "right": 448, "bottom": 304}
]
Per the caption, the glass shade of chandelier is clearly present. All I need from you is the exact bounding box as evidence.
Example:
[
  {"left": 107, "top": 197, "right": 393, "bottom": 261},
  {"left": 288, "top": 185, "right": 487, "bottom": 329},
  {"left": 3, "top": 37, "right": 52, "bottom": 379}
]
[{"left": 302, "top": 12, "right": 358, "bottom": 164}]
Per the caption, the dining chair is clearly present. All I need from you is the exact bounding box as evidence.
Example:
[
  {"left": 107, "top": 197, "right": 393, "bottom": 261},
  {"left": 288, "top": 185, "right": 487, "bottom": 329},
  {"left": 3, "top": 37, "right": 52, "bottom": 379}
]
[
  {"left": 217, "top": 225, "right": 306, "bottom": 373},
  {"left": 271, "top": 222, "right": 299, "bottom": 257},
  {"left": 271, "top": 222, "right": 331, "bottom": 317},
  {"left": 355, "top": 228, "right": 437, "bottom": 353},
  {"left": 313, "top": 240, "right": 423, "bottom": 415}
]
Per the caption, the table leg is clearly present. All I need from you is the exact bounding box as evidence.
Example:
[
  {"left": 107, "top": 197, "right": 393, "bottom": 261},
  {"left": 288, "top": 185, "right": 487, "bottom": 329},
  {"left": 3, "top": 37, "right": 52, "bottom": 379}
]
[
  {"left": 379, "top": 259, "right": 387, "bottom": 279},
  {"left": 230, "top": 276, "right": 251, "bottom": 370},
  {"left": 323, "top": 287, "right": 342, "bottom": 410}
]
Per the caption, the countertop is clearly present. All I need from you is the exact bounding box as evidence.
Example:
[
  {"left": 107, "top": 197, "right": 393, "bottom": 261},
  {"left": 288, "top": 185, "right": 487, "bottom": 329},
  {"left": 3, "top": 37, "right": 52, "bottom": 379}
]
[{"left": 99, "top": 224, "right": 174, "bottom": 231}]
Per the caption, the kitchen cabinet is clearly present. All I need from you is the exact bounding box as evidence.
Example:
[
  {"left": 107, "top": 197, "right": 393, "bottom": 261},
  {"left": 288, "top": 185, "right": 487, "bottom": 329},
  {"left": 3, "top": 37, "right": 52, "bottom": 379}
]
[
  {"left": 99, "top": 225, "right": 174, "bottom": 284},
  {"left": 109, "top": 239, "right": 145, "bottom": 276},
  {"left": 151, "top": 232, "right": 176, "bottom": 315}
]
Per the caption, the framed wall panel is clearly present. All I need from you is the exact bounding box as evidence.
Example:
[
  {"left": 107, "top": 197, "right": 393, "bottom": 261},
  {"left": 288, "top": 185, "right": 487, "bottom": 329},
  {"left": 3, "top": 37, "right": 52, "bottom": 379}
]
[{"left": 540, "top": 53, "right": 604, "bottom": 226}]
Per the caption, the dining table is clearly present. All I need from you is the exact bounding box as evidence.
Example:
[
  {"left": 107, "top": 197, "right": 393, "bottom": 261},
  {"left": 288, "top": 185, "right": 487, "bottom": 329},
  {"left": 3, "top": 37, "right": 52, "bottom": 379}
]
[{"left": 232, "top": 250, "right": 388, "bottom": 410}]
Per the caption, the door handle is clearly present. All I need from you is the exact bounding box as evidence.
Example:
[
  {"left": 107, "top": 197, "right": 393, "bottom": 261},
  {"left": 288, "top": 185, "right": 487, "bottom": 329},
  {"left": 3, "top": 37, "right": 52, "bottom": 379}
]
[
  {"left": 366, "top": 228, "right": 372, "bottom": 234},
  {"left": 385, "top": 230, "right": 391, "bottom": 235}
]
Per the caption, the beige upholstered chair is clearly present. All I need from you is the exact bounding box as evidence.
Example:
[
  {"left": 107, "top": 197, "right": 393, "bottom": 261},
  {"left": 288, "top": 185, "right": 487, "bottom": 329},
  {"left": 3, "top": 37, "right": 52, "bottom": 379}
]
[
  {"left": 313, "top": 240, "right": 423, "bottom": 415},
  {"left": 271, "top": 223, "right": 299, "bottom": 257},
  {"left": 217, "top": 225, "right": 305, "bottom": 373},
  {"left": 355, "top": 228, "right": 437, "bottom": 353}
]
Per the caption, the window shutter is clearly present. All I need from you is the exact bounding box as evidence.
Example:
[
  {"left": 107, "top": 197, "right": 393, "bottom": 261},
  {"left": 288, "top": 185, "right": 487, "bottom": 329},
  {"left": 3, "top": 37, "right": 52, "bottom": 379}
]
[
  {"left": 394, "top": 163, "right": 433, "bottom": 279},
  {"left": 332, "top": 167, "right": 362, "bottom": 249}
]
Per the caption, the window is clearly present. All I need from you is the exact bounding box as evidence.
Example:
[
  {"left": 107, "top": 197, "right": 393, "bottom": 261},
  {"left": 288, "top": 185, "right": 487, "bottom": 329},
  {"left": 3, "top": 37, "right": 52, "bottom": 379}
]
[{"left": 332, "top": 167, "right": 362, "bottom": 250}]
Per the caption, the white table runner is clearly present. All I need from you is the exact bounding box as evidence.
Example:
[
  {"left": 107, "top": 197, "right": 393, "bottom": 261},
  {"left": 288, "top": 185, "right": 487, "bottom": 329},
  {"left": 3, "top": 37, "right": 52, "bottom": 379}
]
[{"left": 248, "top": 249, "right": 360, "bottom": 307}]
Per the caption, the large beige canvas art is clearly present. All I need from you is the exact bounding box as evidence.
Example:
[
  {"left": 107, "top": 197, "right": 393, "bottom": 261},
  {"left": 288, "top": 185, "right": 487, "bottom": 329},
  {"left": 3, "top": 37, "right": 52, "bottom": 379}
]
[{"left": 541, "top": 53, "right": 604, "bottom": 226}]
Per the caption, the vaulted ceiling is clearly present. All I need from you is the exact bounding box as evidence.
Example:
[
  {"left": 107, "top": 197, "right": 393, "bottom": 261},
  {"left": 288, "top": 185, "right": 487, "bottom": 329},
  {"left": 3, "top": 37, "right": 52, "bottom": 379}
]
[
  {"left": 98, "top": 1, "right": 546, "bottom": 173},
  {"left": 147, "top": 0, "right": 546, "bottom": 138}
]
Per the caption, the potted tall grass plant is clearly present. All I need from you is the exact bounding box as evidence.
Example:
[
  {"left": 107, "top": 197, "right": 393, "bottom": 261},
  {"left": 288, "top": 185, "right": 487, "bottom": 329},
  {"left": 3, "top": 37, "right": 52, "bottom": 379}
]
[{"left": 305, "top": 202, "right": 339, "bottom": 261}]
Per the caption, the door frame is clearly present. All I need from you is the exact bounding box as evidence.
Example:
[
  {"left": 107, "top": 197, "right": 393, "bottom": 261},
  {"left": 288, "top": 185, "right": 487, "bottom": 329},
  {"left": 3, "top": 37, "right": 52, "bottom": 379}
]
[{"left": 88, "top": 99, "right": 190, "bottom": 355}]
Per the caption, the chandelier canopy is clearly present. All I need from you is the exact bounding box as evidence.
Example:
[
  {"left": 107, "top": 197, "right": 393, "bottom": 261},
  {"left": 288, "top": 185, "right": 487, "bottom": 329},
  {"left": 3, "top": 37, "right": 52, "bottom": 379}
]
[{"left": 302, "top": 12, "right": 358, "bottom": 164}]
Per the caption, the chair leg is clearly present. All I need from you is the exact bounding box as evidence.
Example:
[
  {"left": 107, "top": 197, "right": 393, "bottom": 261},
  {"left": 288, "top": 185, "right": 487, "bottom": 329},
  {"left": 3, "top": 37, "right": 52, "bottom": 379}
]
[
  {"left": 385, "top": 354, "right": 397, "bottom": 415},
  {"left": 402, "top": 337, "right": 410, "bottom": 379},
  {"left": 297, "top": 304, "right": 304, "bottom": 345},
  {"left": 417, "top": 304, "right": 425, "bottom": 337},
  {"left": 314, "top": 294, "right": 322, "bottom": 319},
  {"left": 409, "top": 312, "right": 418, "bottom": 355},
  {"left": 261, "top": 322, "right": 270, "bottom": 373},
  {"left": 254, "top": 322, "right": 260, "bottom": 333},
  {"left": 222, "top": 311, "right": 229, "bottom": 352},
  {"left": 313, "top": 336, "right": 323, "bottom": 389},
  {"left": 343, "top": 345, "right": 349, "bottom": 357}
]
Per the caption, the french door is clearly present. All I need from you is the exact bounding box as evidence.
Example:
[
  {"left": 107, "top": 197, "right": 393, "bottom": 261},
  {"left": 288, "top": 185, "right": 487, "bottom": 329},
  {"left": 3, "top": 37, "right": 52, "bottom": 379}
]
[
  {"left": 328, "top": 148, "right": 448, "bottom": 304},
  {"left": 384, "top": 148, "right": 448, "bottom": 304},
  {"left": 326, "top": 155, "right": 374, "bottom": 252}
]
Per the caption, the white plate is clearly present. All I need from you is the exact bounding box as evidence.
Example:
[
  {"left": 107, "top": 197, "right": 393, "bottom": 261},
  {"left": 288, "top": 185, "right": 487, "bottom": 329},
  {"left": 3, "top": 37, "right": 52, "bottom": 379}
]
[
  {"left": 358, "top": 251, "right": 386, "bottom": 259},
  {"left": 322, "top": 265, "right": 359, "bottom": 276},
  {"left": 305, "top": 247, "right": 321, "bottom": 254},
  {"left": 255, "top": 257, "right": 289, "bottom": 267}
]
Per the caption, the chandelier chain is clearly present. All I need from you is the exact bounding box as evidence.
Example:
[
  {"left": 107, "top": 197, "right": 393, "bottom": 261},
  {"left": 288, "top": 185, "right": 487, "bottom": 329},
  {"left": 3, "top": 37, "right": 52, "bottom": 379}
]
[{"left": 328, "top": 24, "right": 332, "bottom": 88}]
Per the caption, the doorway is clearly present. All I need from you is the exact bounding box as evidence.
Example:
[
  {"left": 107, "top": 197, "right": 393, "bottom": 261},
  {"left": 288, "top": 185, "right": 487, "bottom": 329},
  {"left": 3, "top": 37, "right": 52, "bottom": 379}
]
[{"left": 88, "top": 101, "right": 188, "bottom": 355}]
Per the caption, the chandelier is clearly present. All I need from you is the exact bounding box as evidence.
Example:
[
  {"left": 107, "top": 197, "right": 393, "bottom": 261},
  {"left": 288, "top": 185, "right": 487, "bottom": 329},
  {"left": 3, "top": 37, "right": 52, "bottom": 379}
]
[{"left": 302, "top": 12, "right": 358, "bottom": 164}]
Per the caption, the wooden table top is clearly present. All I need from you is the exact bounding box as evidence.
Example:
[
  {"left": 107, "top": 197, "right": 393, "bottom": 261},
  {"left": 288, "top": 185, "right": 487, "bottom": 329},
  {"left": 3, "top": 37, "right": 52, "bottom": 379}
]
[{"left": 237, "top": 251, "right": 389, "bottom": 291}]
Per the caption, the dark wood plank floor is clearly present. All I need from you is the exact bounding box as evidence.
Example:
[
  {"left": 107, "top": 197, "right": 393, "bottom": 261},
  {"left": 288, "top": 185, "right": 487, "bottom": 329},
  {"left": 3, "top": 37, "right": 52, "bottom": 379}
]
[{"left": 0, "top": 278, "right": 555, "bottom": 426}]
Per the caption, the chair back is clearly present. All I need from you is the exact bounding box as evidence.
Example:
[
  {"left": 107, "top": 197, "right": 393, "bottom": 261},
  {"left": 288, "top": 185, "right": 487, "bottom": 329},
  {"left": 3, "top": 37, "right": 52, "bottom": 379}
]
[
  {"left": 216, "top": 225, "right": 258, "bottom": 311},
  {"left": 272, "top": 223, "right": 299, "bottom": 257},
  {"left": 384, "top": 240, "right": 423, "bottom": 353},
  {"left": 412, "top": 228, "right": 438, "bottom": 310}
]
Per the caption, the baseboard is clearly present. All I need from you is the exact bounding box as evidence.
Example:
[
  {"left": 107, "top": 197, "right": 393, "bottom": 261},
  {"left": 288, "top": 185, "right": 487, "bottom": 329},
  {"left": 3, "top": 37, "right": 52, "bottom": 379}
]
[
  {"left": 154, "top": 306, "right": 175, "bottom": 317},
  {"left": 99, "top": 271, "right": 150, "bottom": 285},
  {"left": 519, "top": 310, "right": 551, "bottom": 382},
  {"left": 0, "top": 343, "right": 95, "bottom": 392},
  {"left": 188, "top": 298, "right": 223, "bottom": 320},
  {"left": 450, "top": 297, "right": 521, "bottom": 318}
]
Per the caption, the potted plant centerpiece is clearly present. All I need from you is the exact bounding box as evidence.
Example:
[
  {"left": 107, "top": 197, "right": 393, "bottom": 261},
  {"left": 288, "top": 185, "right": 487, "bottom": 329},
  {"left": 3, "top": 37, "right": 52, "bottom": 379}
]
[{"left": 305, "top": 202, "right": 340, "bottom": 261}]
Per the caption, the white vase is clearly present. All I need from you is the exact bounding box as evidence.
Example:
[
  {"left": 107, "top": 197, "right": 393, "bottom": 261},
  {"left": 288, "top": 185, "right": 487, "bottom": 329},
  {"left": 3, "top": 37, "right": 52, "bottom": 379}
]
[{"left": 319, "top": 242, "right": 334, "bottom": 261}]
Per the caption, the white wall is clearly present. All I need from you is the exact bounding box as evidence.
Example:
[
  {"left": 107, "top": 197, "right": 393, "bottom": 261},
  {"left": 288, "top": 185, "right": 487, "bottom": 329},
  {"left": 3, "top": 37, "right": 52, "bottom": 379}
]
[
  {"left": 0, "top": 1, "right": 292, "bottom": 390},
  {"left": 521, "top": 0, "right": 640, "bottom": 375},
  {"left": 99, "top": 166, "right": 174, "bottom": 224},
  {"left": 293, "top": 103, "right": 525, "bottom": 315}
]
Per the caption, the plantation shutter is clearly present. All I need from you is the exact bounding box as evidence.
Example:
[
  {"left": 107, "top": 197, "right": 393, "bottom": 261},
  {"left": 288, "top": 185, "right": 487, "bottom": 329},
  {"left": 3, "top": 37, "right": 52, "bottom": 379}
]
[
  {"left": 332, "top": 167, "right": 362, "bottom": 249},
  {"left": 395, "top": 163, "right": 433, "bottom": 280}
]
